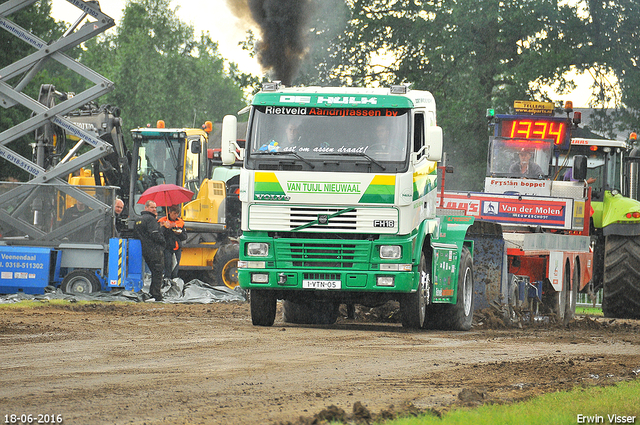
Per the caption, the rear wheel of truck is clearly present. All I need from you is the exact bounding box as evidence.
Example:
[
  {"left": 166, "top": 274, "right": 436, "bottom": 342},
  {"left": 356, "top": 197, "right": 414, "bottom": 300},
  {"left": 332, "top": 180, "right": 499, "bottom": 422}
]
[
  {"left": 61, "top": 270, "right": 100, "bottom": 295},
  {"left": 602, "top": 235, "right": 640, "bottom": 319},
  {"left": 250, "top": 290, "right": 277, "bottom": 326},
  {"left": 282, "top": 300, "right": 339, "bottom": 325},
  {"left": 400, "top": 251, "right": 430, "bottom": 329},
  {"left": 438, "top": 247, "right": 474, "bottom": 331},
  {"left": 211, "top": 243, "right": 239, "bottom": 289}
]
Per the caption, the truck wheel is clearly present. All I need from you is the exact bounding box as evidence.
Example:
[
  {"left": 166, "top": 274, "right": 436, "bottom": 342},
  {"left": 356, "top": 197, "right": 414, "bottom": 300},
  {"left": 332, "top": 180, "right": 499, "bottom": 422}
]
[
  {"left": 439, "top": 247, "right": 474, "bottom": 331},
  {"left": 211, "top": 243, "right": 239, "bottom": 289},
  {"left": 602, "top": 235, "right": 640, "bottom": 319},
  {"left": 564, "top": 264, "right": 579, "bottom": 323},
  {"left": 282, "top": 300, "right": 339, "bottom": 325},
  {"left": 250, "top": 290, "right": 276, "bottom": 326},
  {"left": 61, "top": 270, "right": 100, "bottom": 294},
  {"left": 400, "top": 251, "right": 430, "bottom": 329}
]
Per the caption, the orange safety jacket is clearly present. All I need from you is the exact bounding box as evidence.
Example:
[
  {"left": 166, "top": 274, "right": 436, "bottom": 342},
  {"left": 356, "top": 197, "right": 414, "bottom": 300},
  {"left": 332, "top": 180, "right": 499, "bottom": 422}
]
[{"left": 158, "top": 216, "right": 187, "bottom": 251}]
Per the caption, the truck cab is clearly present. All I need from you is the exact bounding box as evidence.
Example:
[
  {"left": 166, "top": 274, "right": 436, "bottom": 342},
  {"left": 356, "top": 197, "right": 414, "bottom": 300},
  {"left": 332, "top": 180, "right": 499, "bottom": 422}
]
[{"left": 222, "top": 83, "right": 475, "bottom": 329}]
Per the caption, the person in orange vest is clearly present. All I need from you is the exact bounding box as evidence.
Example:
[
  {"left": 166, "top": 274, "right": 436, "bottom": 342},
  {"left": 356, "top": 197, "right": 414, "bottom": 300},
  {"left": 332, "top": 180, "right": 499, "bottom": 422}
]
[{"left": 158, "top": 205, "right": 187, "bottom": 279}]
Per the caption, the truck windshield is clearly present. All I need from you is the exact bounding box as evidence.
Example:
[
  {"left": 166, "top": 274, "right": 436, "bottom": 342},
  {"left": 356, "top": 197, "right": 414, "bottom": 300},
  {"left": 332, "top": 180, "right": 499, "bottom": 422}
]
[
  {"left": 487, "top": 137, "right": 553, "bottom": 179},
  {"left": 245, "top": 106, "right": 410, "bottom": 172}
]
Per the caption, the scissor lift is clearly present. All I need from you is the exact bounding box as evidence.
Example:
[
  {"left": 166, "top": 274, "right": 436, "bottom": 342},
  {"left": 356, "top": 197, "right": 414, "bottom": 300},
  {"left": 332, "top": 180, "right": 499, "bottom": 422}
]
[
  {"left": 0, "top": 0, "right": 116, "bottom": 241},
  {"left": 0, "top": 1, "right": 143, "bottom": 295}
]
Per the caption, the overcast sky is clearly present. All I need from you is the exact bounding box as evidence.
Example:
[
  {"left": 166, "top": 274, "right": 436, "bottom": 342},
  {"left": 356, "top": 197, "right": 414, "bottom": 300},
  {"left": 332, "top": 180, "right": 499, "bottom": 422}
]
[
  {"left": 50, "top": 0, "right": 262, "bottom": 74},
  {"left": 51, "top": 0, "right": 595, "bottom": 106}
]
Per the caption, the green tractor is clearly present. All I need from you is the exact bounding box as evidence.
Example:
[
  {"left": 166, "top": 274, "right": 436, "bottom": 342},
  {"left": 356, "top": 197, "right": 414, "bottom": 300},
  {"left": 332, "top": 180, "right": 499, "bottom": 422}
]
[{"left": 561, "top": 132, "right": 640, "bottom": 318}]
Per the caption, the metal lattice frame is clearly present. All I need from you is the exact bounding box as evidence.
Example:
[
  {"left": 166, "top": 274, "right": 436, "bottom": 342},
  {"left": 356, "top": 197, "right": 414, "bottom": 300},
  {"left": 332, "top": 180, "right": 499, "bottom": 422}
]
[{"left": 0, "top": 0, "right": 117, "bottom": 241}]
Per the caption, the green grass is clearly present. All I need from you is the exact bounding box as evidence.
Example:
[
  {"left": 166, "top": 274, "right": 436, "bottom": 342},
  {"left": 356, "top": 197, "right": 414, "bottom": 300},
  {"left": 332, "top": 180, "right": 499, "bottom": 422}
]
[
  {"left": 377, "top": 380, "right": 640, "bottom": 425},
  {"left": 576, "top": 305, "right": 604, "bottom": 316}
]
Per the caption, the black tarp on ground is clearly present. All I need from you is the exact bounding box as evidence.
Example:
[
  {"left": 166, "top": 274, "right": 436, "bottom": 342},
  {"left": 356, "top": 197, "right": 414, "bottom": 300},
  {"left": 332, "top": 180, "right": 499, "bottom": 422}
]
[{"left": 0, "top": 277, "right": 247, "bottom": 304}]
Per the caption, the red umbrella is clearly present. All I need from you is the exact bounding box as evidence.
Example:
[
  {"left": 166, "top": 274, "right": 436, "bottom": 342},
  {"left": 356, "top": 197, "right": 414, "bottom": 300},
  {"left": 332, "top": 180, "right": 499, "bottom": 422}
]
[{"left": 137, "top": 184, "right": 194, "bottom": 207}]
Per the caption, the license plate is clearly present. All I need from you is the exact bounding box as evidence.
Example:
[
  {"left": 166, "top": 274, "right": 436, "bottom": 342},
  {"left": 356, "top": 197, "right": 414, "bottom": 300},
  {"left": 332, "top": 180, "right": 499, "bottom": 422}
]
[{"left": 302, "top": 279, "right": 341, "bottom": 290}]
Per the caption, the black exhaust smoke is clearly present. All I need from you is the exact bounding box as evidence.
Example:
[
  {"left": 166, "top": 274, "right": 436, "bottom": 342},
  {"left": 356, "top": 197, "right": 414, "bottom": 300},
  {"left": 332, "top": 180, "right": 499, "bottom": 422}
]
[{"left": 226, "top": 0, "right": 313, "bottom": 85}]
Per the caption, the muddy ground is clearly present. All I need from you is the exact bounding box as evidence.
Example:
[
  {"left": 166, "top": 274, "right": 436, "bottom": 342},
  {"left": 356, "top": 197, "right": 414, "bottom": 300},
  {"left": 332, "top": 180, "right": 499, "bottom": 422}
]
[{"left": 0, "top": 300, "right": 639, "bottom": 425}]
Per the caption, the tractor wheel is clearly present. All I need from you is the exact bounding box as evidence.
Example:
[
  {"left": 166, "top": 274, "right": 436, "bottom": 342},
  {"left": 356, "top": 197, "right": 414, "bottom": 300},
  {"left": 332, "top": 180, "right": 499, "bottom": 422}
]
[
  {"left": 282, "top": 300, "right": 339, "bottom": 325},
  {"left": 602, "top": 235, "right": 640, "bottom": 319},
  {"left": 61, "top": 270, "right": 101, "bottom": 295},
  {"left": 250, "top": 290, "right": 276, "bottom": 326},
  {"left": 400, "top": 251, "right": 430, "bottom": 329},
  {"left": 211, "top": 243, "right": 239, "bottom": 289},
  {"left": 564, "top": 263, "right": 579, "bottom": 323},
  {"left": 438, "top": 247, "right": 474, "bottom": 331}
]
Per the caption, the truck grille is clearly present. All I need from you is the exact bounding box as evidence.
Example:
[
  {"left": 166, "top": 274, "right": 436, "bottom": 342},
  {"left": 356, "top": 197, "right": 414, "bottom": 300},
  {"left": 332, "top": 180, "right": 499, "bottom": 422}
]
[{"left": 276, "top": 240, "right": 371, "bottom": 269}]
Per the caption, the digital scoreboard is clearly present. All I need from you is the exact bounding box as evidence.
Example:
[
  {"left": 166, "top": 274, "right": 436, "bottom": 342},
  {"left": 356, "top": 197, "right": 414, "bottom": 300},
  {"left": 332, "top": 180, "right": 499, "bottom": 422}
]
[{"left": 499, "top": 118, "right": 569, "bottom": 148}]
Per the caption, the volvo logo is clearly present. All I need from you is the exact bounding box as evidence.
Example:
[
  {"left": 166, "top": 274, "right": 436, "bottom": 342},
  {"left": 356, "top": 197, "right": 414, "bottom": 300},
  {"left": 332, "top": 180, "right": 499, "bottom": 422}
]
[{"left": 318, "top": 214, "right": 329, "bottom": 225}]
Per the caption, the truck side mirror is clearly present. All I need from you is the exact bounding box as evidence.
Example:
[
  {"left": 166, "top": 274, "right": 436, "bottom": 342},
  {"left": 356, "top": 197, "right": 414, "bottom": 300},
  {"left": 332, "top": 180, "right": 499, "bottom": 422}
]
[
  {"left": 221, "top": 115, "right": 239, "bottom": 165},
  {"left": 425, "top": 126, "right": 443, "bottom": 161},
  {"left": 573, "top": 155, "right": 587, "bottom": 181}
]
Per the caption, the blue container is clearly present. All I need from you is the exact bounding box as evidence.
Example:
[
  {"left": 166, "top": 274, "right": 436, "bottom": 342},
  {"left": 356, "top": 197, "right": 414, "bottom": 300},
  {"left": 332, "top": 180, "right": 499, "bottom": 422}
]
[{"left": 0, "top": 246, "right": 54, "bottom": 294}]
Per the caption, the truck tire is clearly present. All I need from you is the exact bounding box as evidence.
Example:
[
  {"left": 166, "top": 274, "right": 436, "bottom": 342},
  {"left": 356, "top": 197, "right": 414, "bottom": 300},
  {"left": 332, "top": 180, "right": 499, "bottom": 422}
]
[
  {"left": 602, "top": 235, "right": 640, "bottom": 319},
  {"left": 438, "top": 247, "right": 474, "bottom": 331},
  {"left": 564, "top": 263, "right": 579, "bottom": 323},
  {"left": 250, "top": 290, "right": 277, "bottom": 326},
  {"left": 400, "top": 251, "right": 430, "bottom": 329},
  {"left": 61, "top": 270, "right": 101, "bottom": 295},
  {"left": 282, "top": 300, "right": 339, "bottom": 325},
  {"left": 211, "top": 243, "right": 239, "bottom": 289}
]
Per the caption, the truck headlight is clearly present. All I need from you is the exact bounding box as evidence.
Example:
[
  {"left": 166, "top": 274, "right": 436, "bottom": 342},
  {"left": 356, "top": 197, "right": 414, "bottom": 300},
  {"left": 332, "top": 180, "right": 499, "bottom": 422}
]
[
  {"left": 238, "top": 260, "right": 266, "bottom": 269},
  {"left": 247, "top": 242, "right": 269, "bottom": 256},
  {"left": 380, "top": 245, "right": 401, "bottom": 259}
]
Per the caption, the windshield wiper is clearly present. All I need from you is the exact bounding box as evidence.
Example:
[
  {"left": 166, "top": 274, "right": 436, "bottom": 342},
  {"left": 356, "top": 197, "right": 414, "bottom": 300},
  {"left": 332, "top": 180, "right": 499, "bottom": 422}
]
[
  {"left": 162, "top": 136, "right": 180, "bottom": 171},
  {"left": 253, "top": 151, "right": 315, "bottom": 169},
  {"left": 320, "top": 152, "right": 386, "bottom": 170}
]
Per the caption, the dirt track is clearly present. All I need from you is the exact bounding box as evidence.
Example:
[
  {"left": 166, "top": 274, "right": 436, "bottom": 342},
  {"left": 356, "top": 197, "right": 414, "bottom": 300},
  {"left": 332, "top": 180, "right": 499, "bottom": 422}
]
[{"left": 1, "top": 301, "right": 639, "bottom": 425}]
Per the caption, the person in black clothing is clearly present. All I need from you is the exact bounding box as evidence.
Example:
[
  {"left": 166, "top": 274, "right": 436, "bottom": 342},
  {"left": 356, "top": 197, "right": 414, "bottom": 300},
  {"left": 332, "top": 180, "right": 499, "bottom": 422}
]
[
  {"left": 60, "top": 201, "right": 90, "bottom": 242},
  {"left": 114, "top": 198, "right": 126, "bottom": 237},
  {"left": 134, "top": 200, "right": 165, "bottom": 301}
]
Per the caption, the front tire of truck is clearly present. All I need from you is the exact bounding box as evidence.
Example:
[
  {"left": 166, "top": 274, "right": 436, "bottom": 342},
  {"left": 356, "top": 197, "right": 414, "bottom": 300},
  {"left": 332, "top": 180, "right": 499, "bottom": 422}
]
[
  {"left": 439, "top": 247, "right": 474, "bottom": 331},
  {"left": 282, "top": 300, "right": 339, "bottom": 325},
  {"left": 602, "top": 235, "right": 640, "bottom": 319},
  {"left": 61, "top": 270, "right": 100, "bottom": 295},
  {"left": 400, "top": 251, "right": 430, "bottom": 329},
  {"left": 250, "top": 290, "right": 277, "bottom": 326}
]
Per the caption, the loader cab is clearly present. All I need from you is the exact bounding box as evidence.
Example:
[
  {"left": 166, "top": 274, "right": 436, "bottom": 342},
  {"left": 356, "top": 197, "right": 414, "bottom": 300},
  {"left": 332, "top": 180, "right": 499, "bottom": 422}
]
[{"left": 130, "top": 127, "right": 208, "bottom": 217}]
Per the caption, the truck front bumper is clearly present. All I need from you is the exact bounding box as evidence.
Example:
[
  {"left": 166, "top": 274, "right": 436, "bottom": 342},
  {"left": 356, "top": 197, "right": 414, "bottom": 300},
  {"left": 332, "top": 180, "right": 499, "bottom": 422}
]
[{"left": 239, "top": 267, "right": 417, "bottom": 293}]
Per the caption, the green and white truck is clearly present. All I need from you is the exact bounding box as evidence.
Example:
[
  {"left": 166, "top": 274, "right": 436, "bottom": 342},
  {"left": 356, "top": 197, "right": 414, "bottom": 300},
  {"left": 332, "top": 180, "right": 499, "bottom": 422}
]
[{"left": 221, "top": 84, "right": 475, "bottom": 329}]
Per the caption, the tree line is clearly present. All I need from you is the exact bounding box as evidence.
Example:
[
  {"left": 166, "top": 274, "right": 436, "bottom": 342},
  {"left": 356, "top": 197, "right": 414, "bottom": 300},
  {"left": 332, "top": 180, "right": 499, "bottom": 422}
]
[{"left": 1, "top": 0, "right": 637, "bottom": 187}]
